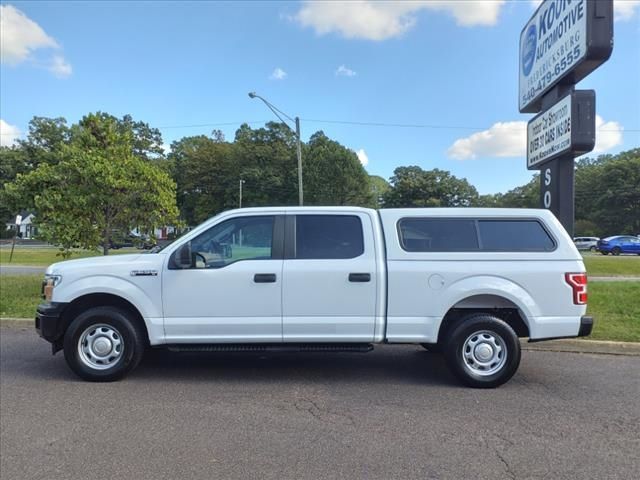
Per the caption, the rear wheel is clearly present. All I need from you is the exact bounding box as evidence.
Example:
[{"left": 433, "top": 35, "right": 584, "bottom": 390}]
[
  {"left": 589, "top": 246, "right": 597, "bottom": 252},
  {"left": 612, "top": 247, "right": 621, "bottom": 256},
  {"left": 601, "top": 251, "right": 609, "bottom": 255},
  {"left": 63, "top": 306, "right": 146, "bottom": 382},
  {"left": 444, "top": 314, "right": 520, "bottom": 388}
]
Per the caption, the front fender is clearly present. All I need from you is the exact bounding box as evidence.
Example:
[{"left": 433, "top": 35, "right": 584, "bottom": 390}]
[
  {"left": 53, "top": 275, "right": 161, "bottom": 319},
  {"left": 442, "top": 275, "right": 540, "bottom": 320}
]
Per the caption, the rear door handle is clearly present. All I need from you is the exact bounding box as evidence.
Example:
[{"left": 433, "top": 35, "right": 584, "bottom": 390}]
[
  {"left": 349, "top": 273, "right": 371, "bottom": 282},
  {"left": 254, "top": 273, "right": 277, "bottom": 283}
]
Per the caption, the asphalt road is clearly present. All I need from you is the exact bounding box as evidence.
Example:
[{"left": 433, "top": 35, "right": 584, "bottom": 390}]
[
  {"left": 1, "top": 326, "right": 639, "bottom": 480},
  {"left": 0, "top": 265, "right": 46, "bottom": 275}
]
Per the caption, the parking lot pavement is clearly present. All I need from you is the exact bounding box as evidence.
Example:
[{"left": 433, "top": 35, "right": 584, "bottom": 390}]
[{"left": 1, "top": 326, "right": 639, "bottom": 480}]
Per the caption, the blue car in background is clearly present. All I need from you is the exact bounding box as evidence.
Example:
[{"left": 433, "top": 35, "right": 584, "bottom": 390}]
[{"left": 597, "top": 236, "right": 640, "bottom": 255}]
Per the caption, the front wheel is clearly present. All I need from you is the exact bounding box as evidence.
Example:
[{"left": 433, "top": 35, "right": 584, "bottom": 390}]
[
  {"left": 63, "top": 306, "right": 146, "bottom": 381},
  {"left": 444, "top": 314, "right": 521, "bottom": 388}
]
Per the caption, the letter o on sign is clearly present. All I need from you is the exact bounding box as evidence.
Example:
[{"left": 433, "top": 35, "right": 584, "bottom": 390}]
[{"left": 544, "top": 190, "right": 551, "bottom": 208}]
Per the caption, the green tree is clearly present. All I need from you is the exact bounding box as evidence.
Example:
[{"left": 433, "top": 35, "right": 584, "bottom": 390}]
[
  {"left": 170, "top": 134, "right": 234, "bottom": 225},
  {"left": 303, "top": 131, "right": 373, "bottom": 206},
  {"left": 575, "top": 149, "right": 640, "bottom": 236},
  {"left": 0, "top": 146, "right": 31, "bottom": 223},
  {"left": 369, "top": 175, "right": 390, "bottom": 208},
  {"left": 233, "top": 122, "right": 299, "bottom": 207},
  {"left": 16, "top": 116, "right": 70, "bottom": 170},
  {"left": 383, "top": 166, "right": 478, "bottom": 208},
  {"left": 5, "top": 114, "right": 179, "bottom": 255}
]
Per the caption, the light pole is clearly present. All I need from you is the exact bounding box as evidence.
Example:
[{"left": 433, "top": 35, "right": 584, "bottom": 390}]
[
  {"left": 238, "top": 179, "right": 245, "bottom": 208},
  {"left": 248, "top": 92, "right": 303, "bottom": 206}
]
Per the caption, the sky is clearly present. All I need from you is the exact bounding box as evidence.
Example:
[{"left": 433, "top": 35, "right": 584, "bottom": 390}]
[{"left": 1, "top": 0, "right": 639, "bottom": 194}]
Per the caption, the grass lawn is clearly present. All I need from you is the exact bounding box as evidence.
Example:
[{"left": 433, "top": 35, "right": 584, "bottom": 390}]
[
  {"left": 0, "top": 275, "right": 41, "bottom": 318},
  {"left": 1, "top": 275, "right": 638, "bottom": 342},
  {"left": 0, "top": 247, "right": 141, "bottom": 267},
  {"left": 588, "top": 282, "right": 640, "bottom": 342},
  {"left": 582, "top": 254, "right": 640, "bottom": 277}
]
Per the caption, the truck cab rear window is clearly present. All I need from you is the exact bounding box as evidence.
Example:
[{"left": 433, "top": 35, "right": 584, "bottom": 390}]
[
  {"left": 296, "top": 215, "right": 364, "bottom": 259},
  {"left": 398, "top": 218, "right": 555, "bottom": 252}
]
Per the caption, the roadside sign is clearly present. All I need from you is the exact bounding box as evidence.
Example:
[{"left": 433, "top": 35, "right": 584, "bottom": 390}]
[
  {"left": 527, "top": 90, "right": 595, "bottom": 169},
  {"left": 15, "top": 215, "right": 22, "bottom": 226},
  {"left": 519, "top": 0, "right": 613, "bottom": 113}
]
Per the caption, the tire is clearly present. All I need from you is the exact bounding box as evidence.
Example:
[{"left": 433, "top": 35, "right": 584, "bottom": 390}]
[
  {"left": 63, "top": 306, "right": 146, "bottom": 382},
  {"left": 590, "top": 246, "right": 597, "bottom": 252},
  {"left": 601, "top": 251, "right": 609, "bottom": 255},
  {"left": 612, "top": 247, "right": 621, "bottom": 256},
  {"left": 444, "top": 314, "right": 521, "bottom": 388}
]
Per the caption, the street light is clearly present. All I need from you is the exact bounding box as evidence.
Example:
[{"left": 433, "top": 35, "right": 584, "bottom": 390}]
[{"left": 248, "top": 92, "right": 303, "bottom": 206}]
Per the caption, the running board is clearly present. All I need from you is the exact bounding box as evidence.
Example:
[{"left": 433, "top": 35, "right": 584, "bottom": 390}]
[{"left": 166, "top": 343, "right": 374, "bottom": 353}]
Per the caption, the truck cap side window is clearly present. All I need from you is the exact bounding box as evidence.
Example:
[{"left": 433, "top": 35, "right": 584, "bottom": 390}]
[
  {"left": 295, "top": 215, "right": 364, "bottom": 259},
  {"left": 397, "top": 218, "right": 556, "bottom": 252},
  {"left": 478, "top": 220, "right": 555, "bottom": 251},
  {"left": 398, "top": 218, "right": 479, "bottom": 252}
]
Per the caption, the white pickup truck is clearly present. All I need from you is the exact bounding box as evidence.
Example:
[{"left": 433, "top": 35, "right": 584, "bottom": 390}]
[{"left": 36, "top": 207, "right": 592, "bottom": 387}]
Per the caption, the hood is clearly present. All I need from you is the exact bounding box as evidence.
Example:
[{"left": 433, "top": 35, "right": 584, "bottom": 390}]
[{"left": 46, "top": 253, "right": 161, "bottom": 275}]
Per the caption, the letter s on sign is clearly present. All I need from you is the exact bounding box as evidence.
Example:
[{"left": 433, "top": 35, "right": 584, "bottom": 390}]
[{"left": 544, "top": 168, "right": 551, "bottom": 186}]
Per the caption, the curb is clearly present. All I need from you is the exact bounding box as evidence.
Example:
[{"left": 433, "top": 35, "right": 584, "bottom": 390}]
[
  {"left": 2, "top": 317, "right": 638, "bottom": 356},
  {"left": 521, "top": 338, "right": 640, "bottom": 356},
  {"left": 1, "top": 318, "right": 33, "bottom": 328}
]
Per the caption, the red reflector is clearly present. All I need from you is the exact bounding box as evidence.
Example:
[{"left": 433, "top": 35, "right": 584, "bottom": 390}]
[{"left": 565, "top": 273, "right": 588, "bottom": 305}]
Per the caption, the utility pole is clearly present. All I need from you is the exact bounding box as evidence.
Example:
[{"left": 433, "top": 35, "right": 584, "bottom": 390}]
[
  {"left": 248, "top": 92, "right": 304, "bottom": 206},
  {"left": 239, "top": 179, "right": 245, "bottom": 208},
  {"left": 295, "top": 117, "right": 303, "bottom": 206}
]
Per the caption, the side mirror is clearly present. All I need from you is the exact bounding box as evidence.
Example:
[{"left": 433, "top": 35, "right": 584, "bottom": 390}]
[{"left": 174, "top": 242, "right": 193, "bottom": 269}]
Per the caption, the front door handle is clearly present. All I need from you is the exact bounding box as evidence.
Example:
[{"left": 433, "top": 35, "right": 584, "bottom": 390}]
[
  {"left": 349, "top": 273, "right": 371, "bottom": 282},
  {"left": 254, "top": 273, "right": 277, "bottom": 283}
]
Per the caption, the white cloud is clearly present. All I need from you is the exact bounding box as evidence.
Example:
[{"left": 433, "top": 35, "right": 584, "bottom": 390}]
[
  {"left": 49, "top": 54, "right": 72, "bottom": 78},
  {"left": 0, "top": 4, "right": 72, "bottom": 76},
  {"left": 531, "top": 0, "right": 640, "bottom": 21},
  {"left": 293, "top": 1, "right": 506, "bottom": 41},
  {"left": 335, "top": 65, "right": 357, "bottom": 77},
  {"left": 356, "top": 148, "right": 369, "bottom": 166},
  {"left": 448, "top": 115, "right": 624, "bottom": 160},
  {"left": 447, "top": 122, "right": 527, "bottom": 160},
  {"left": 594, "top": 115, "right": 623, "bottom": 153},
  {"left": 614, "top": 0, "right": 640, "bottom": 21},
  {"left": 0, "top": 119, "right": 22, "bottom": 147},
  {"left": 269, "top": 67, "right": 288, "bottom": 80},
  {"left": 0, "top": 5, "right": 57, "bottom": 64}
]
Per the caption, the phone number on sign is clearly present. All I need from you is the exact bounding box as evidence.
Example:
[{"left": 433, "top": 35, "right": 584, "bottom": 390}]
[{"left": 521, "top": 45, "right": 581, "bottom": 106}]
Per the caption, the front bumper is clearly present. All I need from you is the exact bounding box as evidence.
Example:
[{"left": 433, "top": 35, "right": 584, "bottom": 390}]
[{"left": 35, "top": 302, "right": 68, "bottom": 343}]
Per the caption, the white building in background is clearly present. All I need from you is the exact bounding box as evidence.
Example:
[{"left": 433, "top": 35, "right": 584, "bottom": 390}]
[{"left": 5, "top": 211, "right": 38, "bottom": 239}]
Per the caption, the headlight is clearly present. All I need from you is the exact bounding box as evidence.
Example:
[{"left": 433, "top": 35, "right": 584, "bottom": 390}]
[{"left": 42, "top": 274, "right": 62, "bottom": 301}]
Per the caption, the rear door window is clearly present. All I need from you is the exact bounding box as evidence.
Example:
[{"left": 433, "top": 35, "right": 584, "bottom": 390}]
[{"left": 295, "top": 215, "right": 364, "bottom": 259}]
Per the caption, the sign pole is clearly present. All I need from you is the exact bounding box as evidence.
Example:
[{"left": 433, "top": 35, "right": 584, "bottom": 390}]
[
  {"left": 537, "top": 85, "right": 576, "bottom": 236},
  {"left": 519, "top": 0, "right": 612, "bottom": 237}
]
